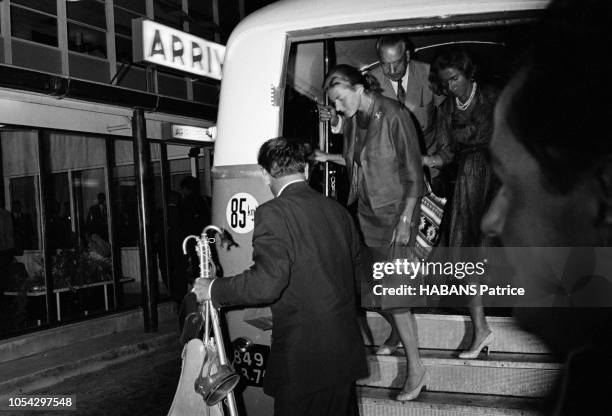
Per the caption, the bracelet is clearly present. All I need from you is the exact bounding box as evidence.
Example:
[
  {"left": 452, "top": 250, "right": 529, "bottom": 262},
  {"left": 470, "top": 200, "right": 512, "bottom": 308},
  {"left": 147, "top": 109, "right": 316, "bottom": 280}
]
[{"left": 399, "top": 216, "right": 415, "bottom": 228}]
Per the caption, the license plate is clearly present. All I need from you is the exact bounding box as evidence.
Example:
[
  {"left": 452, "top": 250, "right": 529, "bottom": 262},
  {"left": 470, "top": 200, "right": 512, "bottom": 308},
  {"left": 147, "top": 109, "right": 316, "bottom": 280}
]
[{"left": 231, "top": 343, "right": 269, "bottom": 387}]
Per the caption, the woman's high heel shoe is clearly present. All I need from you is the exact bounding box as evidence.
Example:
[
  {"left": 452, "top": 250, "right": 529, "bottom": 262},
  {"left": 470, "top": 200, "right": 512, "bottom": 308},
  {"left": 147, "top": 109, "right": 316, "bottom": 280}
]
[
  {"left": 396, "top": 370, "right": 428, "bottom": 402},
  {"left": 458, "top": 332, "right": 494, "bottom": 359}
]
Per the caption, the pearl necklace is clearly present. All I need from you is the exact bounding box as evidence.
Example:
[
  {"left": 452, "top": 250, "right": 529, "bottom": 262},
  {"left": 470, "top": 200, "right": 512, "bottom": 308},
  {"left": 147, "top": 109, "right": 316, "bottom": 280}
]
[{"left": 455, "top": 82, "right": 477, "bottom": 111}]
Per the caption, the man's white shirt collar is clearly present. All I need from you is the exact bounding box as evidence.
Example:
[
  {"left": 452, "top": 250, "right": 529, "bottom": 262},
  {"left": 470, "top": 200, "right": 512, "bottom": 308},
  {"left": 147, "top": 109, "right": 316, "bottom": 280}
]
[{"left": 278, "top": 179, "right": 305, "bottom": 196}]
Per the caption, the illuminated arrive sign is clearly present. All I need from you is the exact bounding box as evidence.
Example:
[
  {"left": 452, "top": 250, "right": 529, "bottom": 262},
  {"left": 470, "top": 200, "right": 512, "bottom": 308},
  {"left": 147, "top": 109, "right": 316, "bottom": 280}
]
[
  {"left": 165, "top": 124, "right": 217, "bottom": 142},
  {"left": 132, "top": 18, "right": 225, "bottom": 80}
]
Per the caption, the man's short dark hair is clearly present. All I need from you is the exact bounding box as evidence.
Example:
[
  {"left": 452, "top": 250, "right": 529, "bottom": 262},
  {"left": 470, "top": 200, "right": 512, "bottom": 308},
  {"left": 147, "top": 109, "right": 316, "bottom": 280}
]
[
  {"left": 257, "top": 137, "right": 307, "bottom": 178},
  {"left": 375, "top": 35, "right": 415, "bottom": 55}
]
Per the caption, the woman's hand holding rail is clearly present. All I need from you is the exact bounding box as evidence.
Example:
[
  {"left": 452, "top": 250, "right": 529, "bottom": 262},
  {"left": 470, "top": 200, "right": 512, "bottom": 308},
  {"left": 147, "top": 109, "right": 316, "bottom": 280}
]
[
  {"left": 312, "top": 149, "right": 346, "bottom": 166},
  {"left": 317, "top": 103, "right": 339, "bottom": 127}
]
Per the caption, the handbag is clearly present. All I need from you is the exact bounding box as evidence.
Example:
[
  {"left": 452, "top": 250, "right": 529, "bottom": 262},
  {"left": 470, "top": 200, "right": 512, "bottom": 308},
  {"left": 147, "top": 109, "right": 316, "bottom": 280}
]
[
  {"left": 414, "top": 173, "right": 446, "bottom": 260},
  {"left": 168, "top": 340, "right": 224, "bottom": 416}
]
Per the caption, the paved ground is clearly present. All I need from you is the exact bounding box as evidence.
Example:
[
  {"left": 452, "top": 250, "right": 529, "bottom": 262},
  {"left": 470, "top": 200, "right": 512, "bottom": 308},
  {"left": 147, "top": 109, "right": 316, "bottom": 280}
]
[{"left": 2, "top": 344, "right": 184, "bottom": 416}]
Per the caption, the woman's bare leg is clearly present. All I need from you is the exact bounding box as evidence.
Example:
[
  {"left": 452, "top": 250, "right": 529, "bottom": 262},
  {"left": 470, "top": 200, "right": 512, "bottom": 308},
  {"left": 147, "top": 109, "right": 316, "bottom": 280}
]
[
  {"left": 467, "top": 305, "right": 492, "bottom": 351},
  {"left": 392, "top": 309, "right": 426, "bottom": 396},
  {"left": 377, "top": 311, "right": 401, "bottom": 352}
]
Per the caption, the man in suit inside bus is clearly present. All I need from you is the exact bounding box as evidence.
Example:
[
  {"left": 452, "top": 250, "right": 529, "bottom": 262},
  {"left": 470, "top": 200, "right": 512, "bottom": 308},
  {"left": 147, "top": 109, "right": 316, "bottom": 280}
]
[
  {"left": 193, "top": 137, "right": 367, "bottom": 416},
  {"left": 369, "top": 35, "right": 449, "bottom": 198},
  {"left": 370, "top": 35, "right": 435, "bottom": 141}
]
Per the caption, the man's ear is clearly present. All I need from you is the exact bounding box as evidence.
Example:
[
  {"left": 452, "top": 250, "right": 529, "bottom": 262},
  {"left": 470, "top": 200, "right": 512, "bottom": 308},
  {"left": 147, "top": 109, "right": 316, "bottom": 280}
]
[{"left": 260, "top": 167, "right": 271, "bottom": 187}]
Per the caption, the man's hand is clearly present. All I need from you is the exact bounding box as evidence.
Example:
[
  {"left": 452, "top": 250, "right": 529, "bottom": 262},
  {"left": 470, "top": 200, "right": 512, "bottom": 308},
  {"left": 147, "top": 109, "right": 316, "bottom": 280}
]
[
  {"left": 317, "top": 104, "right": 339, "bottom": 127},
  {"left": 192, "top": 277, "right": 214, "bottom": 302}
]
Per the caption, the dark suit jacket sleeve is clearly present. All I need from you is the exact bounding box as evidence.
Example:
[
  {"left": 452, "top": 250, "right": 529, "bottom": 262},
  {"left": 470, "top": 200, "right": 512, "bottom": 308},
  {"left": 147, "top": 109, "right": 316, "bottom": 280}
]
[
  {"left": 391, "top": 109, "right": 424, "bottom": 198},
  {"left": 211, "top": 203, "right": 292, "bottom": 308}
]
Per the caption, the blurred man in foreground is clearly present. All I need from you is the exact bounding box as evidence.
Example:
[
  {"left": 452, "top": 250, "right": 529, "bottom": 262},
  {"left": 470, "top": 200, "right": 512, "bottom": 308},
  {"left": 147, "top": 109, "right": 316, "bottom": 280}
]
[{"left": 481, "top": 1, "right": 612, "bottom": 414}]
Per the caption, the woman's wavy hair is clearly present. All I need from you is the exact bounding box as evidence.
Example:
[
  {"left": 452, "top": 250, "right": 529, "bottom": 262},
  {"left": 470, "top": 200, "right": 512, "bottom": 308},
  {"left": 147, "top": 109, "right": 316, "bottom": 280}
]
[
  {"left": 429, "top": 48, "right": 478, "bottom": 96},
  {"left": 323, "top": 64, "right": 381, "bottom": 93}
]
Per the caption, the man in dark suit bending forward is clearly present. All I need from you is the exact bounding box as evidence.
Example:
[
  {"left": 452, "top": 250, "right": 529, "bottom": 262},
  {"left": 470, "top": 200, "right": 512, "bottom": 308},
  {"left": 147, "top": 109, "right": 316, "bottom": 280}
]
[{"left": 193, "top": 137, "right": 367, "bottom": 416}]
